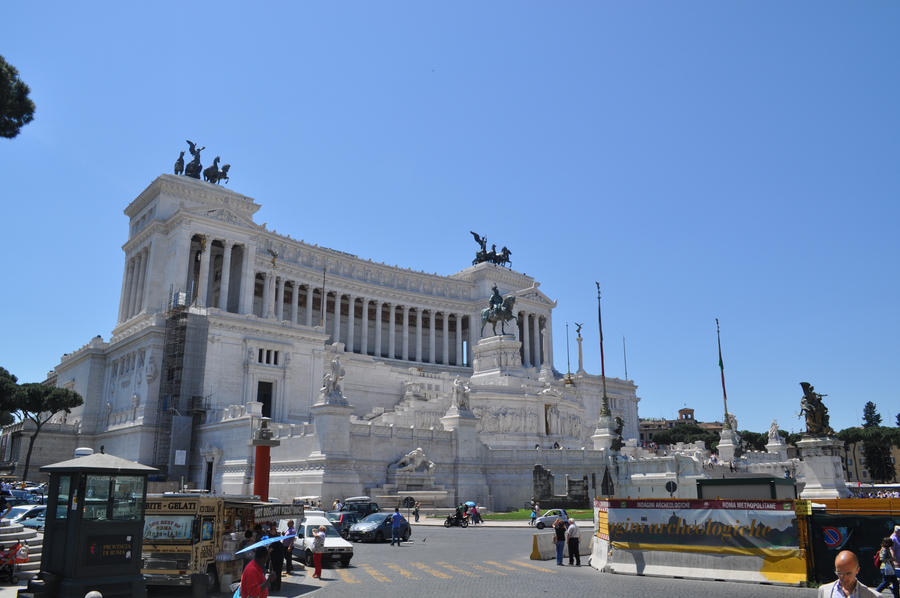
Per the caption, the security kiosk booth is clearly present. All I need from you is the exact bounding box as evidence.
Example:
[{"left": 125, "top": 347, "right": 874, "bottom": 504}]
[{"left": 20, "top": 453, "right": 157, "bottom": 598}]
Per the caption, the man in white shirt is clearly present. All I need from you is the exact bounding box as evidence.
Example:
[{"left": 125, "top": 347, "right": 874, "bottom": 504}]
[{"left": 565, "top": 519, "right": 580, "bottom": 566}]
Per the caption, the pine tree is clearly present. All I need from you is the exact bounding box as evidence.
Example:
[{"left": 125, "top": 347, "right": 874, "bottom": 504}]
[
  {"left": 862, "top": 402, "right": 881, "bottom": 428},
  {"left": 0, "top": 56, "right": 36, "bottom": 139}
]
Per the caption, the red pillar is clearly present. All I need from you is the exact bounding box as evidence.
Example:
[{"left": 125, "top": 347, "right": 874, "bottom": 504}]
[{"left": 253, "top": 444, "right": 271, "bottom": 502}]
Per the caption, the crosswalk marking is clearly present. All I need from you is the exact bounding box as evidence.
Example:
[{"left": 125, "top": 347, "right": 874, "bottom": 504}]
[
  {"left": 361, "top": 563, "right": 392, "bottom": 582},
  {"left": 385, "top": 562, "right": 420, "bottom": 580},
  {"left": 483, "top": 560, "right": 519, "bottom": 571},
  {"left": 410, "top": 561, "right": 453, "bottom": 579},
  {"left": 336, "top": 569, "right": 361, "bottom": 584},
  {"left": 436, "top": 561, "right": 479, "bottom": 577},
  {"left": 508, "top": 560, "right": 556, "bottom": 573},
  {"left": 471, "top": 563, "right": 507, "bottom": 576}
]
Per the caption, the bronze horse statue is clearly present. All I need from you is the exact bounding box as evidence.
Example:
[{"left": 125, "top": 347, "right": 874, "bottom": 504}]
[
  {"left": 481, "top": 295, "right": 516, "bottom": 336},
  {"left": 203, "top": 156, "right": 221, "bottom": 183}
]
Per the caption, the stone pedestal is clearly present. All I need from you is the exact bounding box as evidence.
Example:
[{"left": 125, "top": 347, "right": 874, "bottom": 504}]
[
  {"left": 591, "top": 415, "right": 616, "bottom": 451},
  {"left": 311, "top": 400, "right": 353, "bottom": 458},
  {"left": 717, "top": 427, "right": 737, "bottom": 462},
  {"left": 441, "top": 408, "right": 490, "bottom": 506},
  {"left": 765, "top": 440, "right": 789, "bottom": 461},
  {"left": 471, "top": 335, "right": 524, "bottom": 384},
  {"left": 797, "top": 436, "right": 850, "bottom": 499}
]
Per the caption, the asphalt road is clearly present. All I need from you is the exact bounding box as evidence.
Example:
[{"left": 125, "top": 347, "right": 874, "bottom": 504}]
[{"left": 1, "top": 524, "right": 822, "bottom": 597}]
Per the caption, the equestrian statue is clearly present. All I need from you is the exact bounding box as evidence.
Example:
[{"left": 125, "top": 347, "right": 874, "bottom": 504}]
[
  {"left": 481, "top": 285, "right": 517, "bottom": 336},
  {"left": 172, "top": 140, "right": 232, "bottom": 184},
  {"left": 470, "top": 231, "right": 512, "bottom": 268}
]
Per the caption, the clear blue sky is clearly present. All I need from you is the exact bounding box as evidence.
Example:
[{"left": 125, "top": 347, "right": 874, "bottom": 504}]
[{"left": 2, "top": 2, "right": 898, "bottom": 434}]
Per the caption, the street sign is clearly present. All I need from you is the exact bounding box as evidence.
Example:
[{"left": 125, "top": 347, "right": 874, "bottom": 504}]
[
  {"left": 403, "top": 496, "right": 416, "bottom": 509},
  {"left": 665, "top": 481, "right": 677, "bottom": 494}
]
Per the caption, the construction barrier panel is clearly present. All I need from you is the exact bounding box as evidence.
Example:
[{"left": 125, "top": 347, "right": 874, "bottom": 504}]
[
  {"left": 600, "top": 498, "right": 806, "bottom": 585},
  {"left": 529, "top": 530, "right": 594, "bottom": 560}
]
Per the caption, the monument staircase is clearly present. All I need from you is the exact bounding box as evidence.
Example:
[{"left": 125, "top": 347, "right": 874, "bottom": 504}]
[{"left": 0, "top": 519, "right": 42, "bottom": 584}]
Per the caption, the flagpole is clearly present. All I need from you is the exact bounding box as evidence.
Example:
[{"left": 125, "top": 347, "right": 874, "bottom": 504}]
[
  {"left": 716, "top": 318, "right": 730, "bottom": 429},
  {"left": 565, "top": 323, "right": 572, "bottom": 378},
  {"left": 596, "top": 282, "right": 610, "bottom": 416}
]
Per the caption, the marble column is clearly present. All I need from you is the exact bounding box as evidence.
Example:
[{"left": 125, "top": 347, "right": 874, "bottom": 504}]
[
  {"left": 388, "top": 304, "right": 396, "bottom": 359},
  {"left": 290, "top": 281, "right": 299, "bottom": 324},
  {"left": 117, "top": 257, "right": 131, "bottom": 322},
  {"left": 522, "top": 312, "right": 531, "bottom": 367},
  {"left": 332, "top": 292, "right": 341, "bottom": 345},
  {"left": 546, "top": 318, "right": 554, "bottom": 367},
  {"left": 442, "top": 312, "right": 450, "bottom": 365},
  {"left": 468, "top": 314, "right": 478, "bottom": 366},
  {"left": 428, "top": 310, "right": 436, "bottom": 363},
  {"left": 401, "top": 306, "right": 410, "bottom": 360},
  {"left": 346, "top": 295, "right": 356, "bottom": 353},
  {"left": 260, "top": 272, "right": 271, "bottom": 318},
  {"left": 360, "top": 298, "right": 369, "bottom": 355},
  {"left": 135, "top": 249, "right": 149, "bottom": 314},
  {"left": 239, "top": 244, "right": 257, "bottom": 315},
  {"left": 197, "top": 237, "right": 211, "bottom": 307},
  {"left": 219, "top": 241, "right": 233, "bottom": 311},
  {"left": 275, "top": 277, "right": 285, "bottom": 320},
  {"left": 415, "top": 308, "right": 423, "bottom": 362},
  {"left": 173, "top": 230, "right": 193, "bottom": 307},
  {"left": 128, "top": 253, "right": 142, "bottom": 317},
  {"left": 374, "top": 301, "right": 383, "bottom": 357},
  {"left": 532, "top": 314, "right": 541, "bottom": 366},
  {"left": 455, "top": 313, "right": 463, "bottom": 366},
  {"left": 305, "top": 285, "right": 313, "bottom": 326}
]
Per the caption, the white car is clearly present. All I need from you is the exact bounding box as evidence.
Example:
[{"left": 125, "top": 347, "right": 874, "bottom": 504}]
[
  {"left": 293, "top": 515, "right": 353, "bottom": 567},
  {"left": 534, "top": 508, "right": 569, "bottom": 529}
]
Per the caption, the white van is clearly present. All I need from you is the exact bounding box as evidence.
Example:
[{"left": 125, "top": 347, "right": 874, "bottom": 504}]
[{"left": 293, "top": 515, "right": 353, "bottom": 567}]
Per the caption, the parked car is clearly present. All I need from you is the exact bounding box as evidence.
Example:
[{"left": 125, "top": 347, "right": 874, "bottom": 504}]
[
  {"left": 292, "top": 515, "right": 353, "bottom": 567},
  {"left": 340, "top": 496, "right": 380, "bottom": 518},
  {"left": 534, "top": 508, "right": 568, "bottom": 530},
  {"left": 348, "top": 512, "right": 411, "bottom": 543},
  {"left": 21, "top": 512, "right": 45, "bottom": 531},
  {"left": 2, "top": 504, "right": 46, "bottom": 525},
  {"left": 326, "top": 511, "right": 360, "bottom": 539}
]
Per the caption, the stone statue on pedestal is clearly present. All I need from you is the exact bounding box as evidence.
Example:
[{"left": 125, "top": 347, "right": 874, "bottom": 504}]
[
  {"left": 799, "top": 381, "right": 833, "bottom": 436},
  {"left": 451, "top": 376, "right": 471, "bottom": 411},
  {"left": 768, "top": 419, "right": 780, "bottom": 443},
  {"left": 319, "top": 356, "right": 348, "bottom": 405}
]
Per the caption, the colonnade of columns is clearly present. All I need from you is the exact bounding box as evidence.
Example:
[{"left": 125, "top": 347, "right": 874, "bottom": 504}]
[
  {"left": 119, "top": 244, "right": 151, "bottom": 322},
  {"left": 121, "top": 232, "right": 553, "bottom": 370},
  {"left": 254, "top": 275, "right": 474, "bottom": 366}
]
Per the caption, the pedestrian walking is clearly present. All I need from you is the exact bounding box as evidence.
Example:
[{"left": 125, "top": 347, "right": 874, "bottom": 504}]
[
  {"left": 565, "top": 519, "right": 581, "bottom": 566},
  {"left": 312, "top": 525, "right": 326, "bottom": 579},
  {"left": 390, "top": 507, "right": 405, "bottom": 546},
  {"left": 553, "top": 518, "right": 566, "bottom": 566},
  {"left": 529, "top": 507, "right": 537, "bottom": 526},
  {"left": 413, "top": 502, "right": 420, "bottom": 523},
  {"left": 268, "top": 537, "right": 284, "bottom": 591},
  {"left": 240, "top": 546, "right": 272, "bottom": 598},
  {"left": 282, "top": 520, "right": 296, "bottom": 574},
  {"left": 817, "top": 550, "right": 879, "bottom": 597},
  {"left": 471, "top": 505, "right": 480, "bottom": 525},
  {"left": 876, "top": 536, "right": 899, "bottom": 597}
]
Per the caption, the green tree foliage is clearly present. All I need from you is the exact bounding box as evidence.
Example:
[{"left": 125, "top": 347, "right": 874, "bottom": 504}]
[
  {"left": 0, "top": 368, "right": 16, "bottom": 426},
  {"left": 862, "top": 401, "right": 882, "bottom": 428},
  {"left": 1, "top": 379, "right": 83, "bottom": 481},
  {"left": 838, "top": 426, "right": 900, "bottom": 483},
  {"left": 738, "top": 430, "right": 767, "bottom": 452},
  {"left": 652, "top": 423, "right": 720, "bottom": 450},
  {"left": 0, "top": 56, "right": 36, "bottom": 139},
  {"left": 896, "top": 412, "right": 900, "bottom": 427},
  {"left": 611, "top": 416, "right": 625, "bottom": 452}
]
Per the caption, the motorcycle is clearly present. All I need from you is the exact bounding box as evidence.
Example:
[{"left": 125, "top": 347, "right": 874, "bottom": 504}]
[
  {"left": 0, "top": 539, "right": 28, "bottom": 584},
  {"left": 443, "top": 513, "right": 468, "bottom": 528}
]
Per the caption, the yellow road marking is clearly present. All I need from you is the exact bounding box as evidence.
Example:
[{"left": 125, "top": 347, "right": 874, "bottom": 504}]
[
  {"left": 410, "top": 561, "right": 453, "bottom": 579},
  {"left": 471, "top": 563, "right": 507, "bottom": 576},
  {"left": 336, "top": 569, "right": 360, "bottom": 584},
  {"left": 385, "top": 562, "right": 420, "bottom": 580},
  {"left": 436, "top": 561, "right": 479, "bottom": 577},
  {"left": 509, "top": 560, "right": 556, "bottom": 573},
  {"left": 361, "top": 563, "right": 392, "bottom": 582},
  {"left": 483, "top": 560, "right": 518, "bottom": 571}
]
